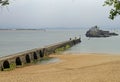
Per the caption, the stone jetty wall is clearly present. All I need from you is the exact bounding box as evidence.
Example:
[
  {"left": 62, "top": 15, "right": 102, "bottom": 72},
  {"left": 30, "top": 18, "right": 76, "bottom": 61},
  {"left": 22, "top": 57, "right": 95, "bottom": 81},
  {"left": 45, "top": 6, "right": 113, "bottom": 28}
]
[{"left": 0, "top": 38, "right": 81, "bottom": 71}]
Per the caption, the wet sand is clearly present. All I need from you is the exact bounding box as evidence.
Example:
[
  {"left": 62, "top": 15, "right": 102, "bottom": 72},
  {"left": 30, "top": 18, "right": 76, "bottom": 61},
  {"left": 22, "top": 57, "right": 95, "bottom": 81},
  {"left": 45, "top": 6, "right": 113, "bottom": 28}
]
[{"left": 1, "top": 53, "right": 120, "bottom": 82}]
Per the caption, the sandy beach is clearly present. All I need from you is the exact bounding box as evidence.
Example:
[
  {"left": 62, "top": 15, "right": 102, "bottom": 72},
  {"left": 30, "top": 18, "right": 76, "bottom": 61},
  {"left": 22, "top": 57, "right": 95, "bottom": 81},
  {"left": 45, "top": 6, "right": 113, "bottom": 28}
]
[{"left": 1, "top": 53, "right": 120, "bottom": 82}]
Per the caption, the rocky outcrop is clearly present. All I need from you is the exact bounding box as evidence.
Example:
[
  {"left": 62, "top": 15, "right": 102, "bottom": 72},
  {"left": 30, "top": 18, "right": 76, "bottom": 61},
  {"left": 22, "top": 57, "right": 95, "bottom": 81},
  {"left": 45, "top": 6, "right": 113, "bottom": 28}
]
[{"left": 86, "top": 26, "right": 118, "bottom": 37}]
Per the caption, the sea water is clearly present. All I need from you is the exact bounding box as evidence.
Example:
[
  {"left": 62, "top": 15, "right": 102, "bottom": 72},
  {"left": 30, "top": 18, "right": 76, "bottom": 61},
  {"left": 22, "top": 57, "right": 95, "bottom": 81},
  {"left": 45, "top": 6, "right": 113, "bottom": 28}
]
[{"left": 0, "top": 29, "right": 120, "bottom": 57}]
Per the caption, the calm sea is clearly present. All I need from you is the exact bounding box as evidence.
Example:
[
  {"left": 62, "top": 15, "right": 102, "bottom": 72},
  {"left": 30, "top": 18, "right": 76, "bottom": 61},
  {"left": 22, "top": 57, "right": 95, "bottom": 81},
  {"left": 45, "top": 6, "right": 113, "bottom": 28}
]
[{"left": 0, "top": 29, "right": 120, "bottom": 57}]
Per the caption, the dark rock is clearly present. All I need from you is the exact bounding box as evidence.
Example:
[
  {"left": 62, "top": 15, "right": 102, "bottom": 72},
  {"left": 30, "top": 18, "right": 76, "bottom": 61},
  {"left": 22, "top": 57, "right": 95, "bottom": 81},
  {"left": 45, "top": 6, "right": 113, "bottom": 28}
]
[
  {"left": 86, "top": 26, "right": 118, "bottom": 37},
  {"left": 109, "top": 32, "right": 119, "bottom": 36}
]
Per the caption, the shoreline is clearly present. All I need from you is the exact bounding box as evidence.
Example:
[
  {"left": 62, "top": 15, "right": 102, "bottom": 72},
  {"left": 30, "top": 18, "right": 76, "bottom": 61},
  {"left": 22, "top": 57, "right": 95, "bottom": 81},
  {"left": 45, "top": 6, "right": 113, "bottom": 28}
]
[
  {"left": 63, "top": 52, "right": 120, "bottom": 56},
  {"left": 1, "top": 53, "right": 120, "bottom": 82}
]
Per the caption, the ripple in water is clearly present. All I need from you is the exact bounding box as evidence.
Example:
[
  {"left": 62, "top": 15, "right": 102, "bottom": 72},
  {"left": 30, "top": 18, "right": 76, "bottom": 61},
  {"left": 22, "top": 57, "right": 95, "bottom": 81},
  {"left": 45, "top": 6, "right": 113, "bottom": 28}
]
[{"left": 36, "top": 57, "right": 61, "bottom": 65}]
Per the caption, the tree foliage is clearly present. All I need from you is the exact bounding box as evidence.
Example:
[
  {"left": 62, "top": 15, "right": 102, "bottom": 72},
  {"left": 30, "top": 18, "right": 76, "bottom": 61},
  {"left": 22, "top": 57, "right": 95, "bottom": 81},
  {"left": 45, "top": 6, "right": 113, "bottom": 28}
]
[
  {"left": 0, "top": 0, "right": 9, "bottom": 6},
  {"left": 104, "top": 0, "right": 120, "bottom": 19}
]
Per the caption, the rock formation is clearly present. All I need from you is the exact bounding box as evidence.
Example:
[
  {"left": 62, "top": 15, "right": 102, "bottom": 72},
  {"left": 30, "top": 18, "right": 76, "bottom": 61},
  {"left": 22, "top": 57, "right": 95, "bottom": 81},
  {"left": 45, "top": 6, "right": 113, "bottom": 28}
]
[{"left": 86, "top": 26, "right": 118, "bottom": 37}]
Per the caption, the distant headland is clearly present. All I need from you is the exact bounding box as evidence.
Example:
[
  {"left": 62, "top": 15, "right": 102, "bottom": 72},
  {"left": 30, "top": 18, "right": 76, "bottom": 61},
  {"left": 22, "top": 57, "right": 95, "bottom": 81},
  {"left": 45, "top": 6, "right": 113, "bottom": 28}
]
[{"left": 0, "top": 28, "right": 46, "bottom": 31}]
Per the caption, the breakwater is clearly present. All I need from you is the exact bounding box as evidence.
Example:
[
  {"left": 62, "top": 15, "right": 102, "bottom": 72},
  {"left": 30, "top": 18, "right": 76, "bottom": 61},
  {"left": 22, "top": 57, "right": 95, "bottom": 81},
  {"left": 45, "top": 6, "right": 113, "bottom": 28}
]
[{"left": 0, "top": 37, "right": 81, "bottom": 71}]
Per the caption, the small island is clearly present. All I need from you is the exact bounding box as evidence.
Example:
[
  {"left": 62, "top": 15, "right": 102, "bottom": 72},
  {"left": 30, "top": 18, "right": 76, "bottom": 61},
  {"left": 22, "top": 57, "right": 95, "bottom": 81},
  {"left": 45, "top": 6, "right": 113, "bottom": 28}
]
[{"left": 86, "top": 26, "right": 118, "bottom": 37}]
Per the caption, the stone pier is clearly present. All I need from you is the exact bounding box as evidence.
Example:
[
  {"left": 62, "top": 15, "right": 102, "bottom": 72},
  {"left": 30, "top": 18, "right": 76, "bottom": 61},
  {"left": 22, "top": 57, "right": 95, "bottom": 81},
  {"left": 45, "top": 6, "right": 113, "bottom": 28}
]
[{"left": 0, "top": 38, "right": 81, "bottom": 71}]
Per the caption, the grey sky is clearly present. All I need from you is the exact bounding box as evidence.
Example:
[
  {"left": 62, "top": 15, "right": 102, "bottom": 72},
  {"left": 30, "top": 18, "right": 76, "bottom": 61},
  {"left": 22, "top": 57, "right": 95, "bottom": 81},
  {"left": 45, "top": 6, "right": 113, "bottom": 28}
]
[{"left": 0, "top": 0, "right": 120, "bottom": 28}]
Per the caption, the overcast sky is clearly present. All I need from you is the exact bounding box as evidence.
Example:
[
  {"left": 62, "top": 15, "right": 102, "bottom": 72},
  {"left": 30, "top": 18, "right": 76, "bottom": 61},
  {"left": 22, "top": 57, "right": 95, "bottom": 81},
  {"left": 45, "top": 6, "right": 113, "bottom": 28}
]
[{"left": 0, "top": 0, "right": 120, "bottom": 28}]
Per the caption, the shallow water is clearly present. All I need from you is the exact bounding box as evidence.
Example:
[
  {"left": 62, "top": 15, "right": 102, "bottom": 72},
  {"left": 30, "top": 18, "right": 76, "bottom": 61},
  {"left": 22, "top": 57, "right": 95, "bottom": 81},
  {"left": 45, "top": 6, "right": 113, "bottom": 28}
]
[
  {"left": 37, "top": 57, "right": 60, "bottom": 65},
  {"left": 0, "top": 29, "right": 120, "bottom": 57},
  {"left": 66, "top": 29, "right": 120, "bottom": 54}
]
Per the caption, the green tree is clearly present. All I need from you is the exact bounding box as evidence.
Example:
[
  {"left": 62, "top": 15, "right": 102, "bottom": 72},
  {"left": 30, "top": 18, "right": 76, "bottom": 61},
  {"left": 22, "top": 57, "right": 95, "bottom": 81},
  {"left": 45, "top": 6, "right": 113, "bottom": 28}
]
[
  {"left": 104, "top": 0, "right": 120, "bottom": 19},
  {"left": 0, "top": 0, "right": 9, "bottom": 6}
]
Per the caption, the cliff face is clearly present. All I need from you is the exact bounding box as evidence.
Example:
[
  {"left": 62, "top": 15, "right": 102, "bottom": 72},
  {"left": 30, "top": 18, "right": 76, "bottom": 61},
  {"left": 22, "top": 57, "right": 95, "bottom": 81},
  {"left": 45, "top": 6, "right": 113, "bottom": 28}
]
[{"left": 86, "top": 26, "right": 118, "bottom": 37}]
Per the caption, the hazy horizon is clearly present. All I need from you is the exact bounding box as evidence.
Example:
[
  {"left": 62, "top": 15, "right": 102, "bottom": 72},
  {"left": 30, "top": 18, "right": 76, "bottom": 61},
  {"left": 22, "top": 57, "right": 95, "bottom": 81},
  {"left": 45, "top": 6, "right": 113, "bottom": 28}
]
[{"left": 0, "top": 0, "right": 120, "bottom": 29}]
